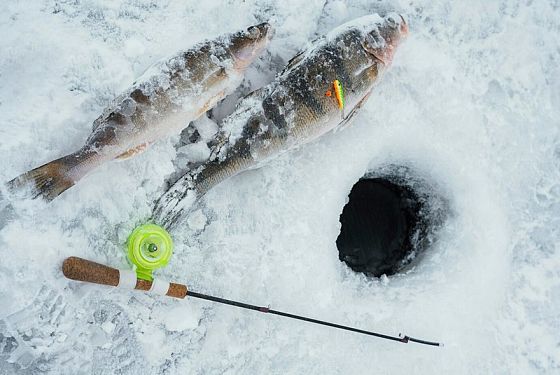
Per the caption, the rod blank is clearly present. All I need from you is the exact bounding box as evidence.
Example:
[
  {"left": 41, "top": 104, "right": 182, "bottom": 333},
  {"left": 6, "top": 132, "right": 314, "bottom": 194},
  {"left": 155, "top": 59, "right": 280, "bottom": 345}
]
[{"left": 62, "top": 257, "right": 442, "bottom": 347}]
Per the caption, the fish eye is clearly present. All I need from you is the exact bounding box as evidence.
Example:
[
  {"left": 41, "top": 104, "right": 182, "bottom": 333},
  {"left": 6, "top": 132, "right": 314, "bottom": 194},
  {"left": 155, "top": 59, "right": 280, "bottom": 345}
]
[
  {"left": 386, "top": 15, "right": 398, "bottom": 28},
  {"left": 247, "top": 26, "right": 261, "bottom": 39}
]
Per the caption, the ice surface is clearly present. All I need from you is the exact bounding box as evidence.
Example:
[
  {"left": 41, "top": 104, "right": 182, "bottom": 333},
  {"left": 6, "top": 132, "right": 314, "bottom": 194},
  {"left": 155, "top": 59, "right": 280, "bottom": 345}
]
[{"left": 1, "top": 0, "right": 559, "bottom": 374}]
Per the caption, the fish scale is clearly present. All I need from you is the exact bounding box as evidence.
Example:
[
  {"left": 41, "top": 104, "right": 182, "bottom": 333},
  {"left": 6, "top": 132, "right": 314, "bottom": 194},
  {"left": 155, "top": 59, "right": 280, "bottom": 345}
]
[
  {"left": 7, "top": 23, "right": 273, "bottom": 201},
  {"left": 153, "top": 13, "right": 408, "bottom": 229}
]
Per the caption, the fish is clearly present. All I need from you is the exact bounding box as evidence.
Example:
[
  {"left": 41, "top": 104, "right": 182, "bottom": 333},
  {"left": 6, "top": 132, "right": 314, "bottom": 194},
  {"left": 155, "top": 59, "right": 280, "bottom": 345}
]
[
  {"left": 153, "top": 13, "right": 409, "bottom": 229},
  {"left": 7, "top": 23, "right": 273, "bottom": 201}
]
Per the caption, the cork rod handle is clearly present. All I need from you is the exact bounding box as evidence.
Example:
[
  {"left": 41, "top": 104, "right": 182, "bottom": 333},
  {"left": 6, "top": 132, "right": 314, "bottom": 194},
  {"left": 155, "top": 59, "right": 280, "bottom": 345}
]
[{"left": 62, "top": 256, "right": 188, "bottom": 299}]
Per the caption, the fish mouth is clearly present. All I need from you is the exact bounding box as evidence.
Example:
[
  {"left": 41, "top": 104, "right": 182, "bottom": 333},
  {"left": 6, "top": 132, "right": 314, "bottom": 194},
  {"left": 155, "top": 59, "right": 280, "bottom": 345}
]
[
  {"left": 398, "top": 15, "right": 409, "bottom": 38},
  {"left": 362, "top": 13, "right": 408, "bottom": 66}
]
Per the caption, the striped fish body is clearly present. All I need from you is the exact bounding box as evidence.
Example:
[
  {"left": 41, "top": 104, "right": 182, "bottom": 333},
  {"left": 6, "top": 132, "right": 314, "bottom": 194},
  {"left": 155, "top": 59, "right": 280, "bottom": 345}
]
[
  {"left": 155, "top": 14, "right": 408, "bottom": 227},
  {"left": 7, "top": 23, "right": 272, "bottom": 201}
]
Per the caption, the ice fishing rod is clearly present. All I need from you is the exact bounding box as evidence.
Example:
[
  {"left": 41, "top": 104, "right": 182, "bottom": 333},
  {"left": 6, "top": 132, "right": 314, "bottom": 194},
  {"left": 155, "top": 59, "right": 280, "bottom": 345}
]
[
  {"left": 61, "top": 256, "right": 441, "bottom": 346},
  {"left": 62, "top": 224, "right": 442, "bottom": 347}
]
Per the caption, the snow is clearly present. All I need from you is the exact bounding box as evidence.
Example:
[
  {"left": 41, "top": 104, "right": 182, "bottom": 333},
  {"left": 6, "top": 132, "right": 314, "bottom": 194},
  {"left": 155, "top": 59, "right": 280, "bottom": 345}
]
[{"left": 1, "top": 0, "right": 559, "bottom": 374}]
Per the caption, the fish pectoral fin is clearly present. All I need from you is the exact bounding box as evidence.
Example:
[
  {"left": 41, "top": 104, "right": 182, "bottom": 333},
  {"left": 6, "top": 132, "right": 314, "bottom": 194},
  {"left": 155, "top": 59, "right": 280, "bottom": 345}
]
[
  {"left": 337, "top": 92, "right": 372, "bottom": 131},
  {"left": 196, "top": 89, "right": 226, "bottom": 117},
  {"left": 115, "top": 143, "right": 150, "bottom": 160},
  {"left": 338, "top": 107, "right": 359, "bottom": 131},
  {"left": 280, "top": 50, "right": 305, "bottom": 75},
  {"left": 207, "top": 131, "right": 230, "bottom": 161}
]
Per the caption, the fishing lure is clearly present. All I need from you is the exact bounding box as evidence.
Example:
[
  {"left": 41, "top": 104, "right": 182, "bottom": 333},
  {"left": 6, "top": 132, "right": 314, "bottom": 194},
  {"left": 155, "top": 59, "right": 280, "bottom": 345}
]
[
  {"left": 333, "top": 79, "right": 344, "bottom": 110},
  {"left": 326, "top": 79, "right": 345, "bottom": 111}
]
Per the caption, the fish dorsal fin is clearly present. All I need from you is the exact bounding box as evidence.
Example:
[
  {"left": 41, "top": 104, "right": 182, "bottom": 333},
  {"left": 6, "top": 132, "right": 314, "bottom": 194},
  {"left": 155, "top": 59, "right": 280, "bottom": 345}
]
[
  {"left": 280, "top": 36, "right": 323, "bottom": 76},
  {"left": 280, "top": 50, "right": 306, "bottom": 75}
]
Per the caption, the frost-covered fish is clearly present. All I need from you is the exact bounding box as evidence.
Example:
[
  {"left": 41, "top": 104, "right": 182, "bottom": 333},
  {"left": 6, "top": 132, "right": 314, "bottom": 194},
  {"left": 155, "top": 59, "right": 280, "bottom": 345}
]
[
  {"left": 154, "top": 14, "right": 408, "bottom": 228},
  {"left": 7, "top": 23, "right": 273, "bottom": 201}
]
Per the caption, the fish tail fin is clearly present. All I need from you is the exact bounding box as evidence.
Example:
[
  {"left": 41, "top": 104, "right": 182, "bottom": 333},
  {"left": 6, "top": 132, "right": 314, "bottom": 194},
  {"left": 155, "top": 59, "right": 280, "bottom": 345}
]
[{"left": 7, "top": 149, "right": 98, "bottom": 201}]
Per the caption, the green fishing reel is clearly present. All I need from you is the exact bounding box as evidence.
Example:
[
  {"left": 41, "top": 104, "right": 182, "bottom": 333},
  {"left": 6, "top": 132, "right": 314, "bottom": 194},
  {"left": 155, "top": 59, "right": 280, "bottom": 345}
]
[{"left": 126, "top": 224, "right": 173, "bottom": 281}]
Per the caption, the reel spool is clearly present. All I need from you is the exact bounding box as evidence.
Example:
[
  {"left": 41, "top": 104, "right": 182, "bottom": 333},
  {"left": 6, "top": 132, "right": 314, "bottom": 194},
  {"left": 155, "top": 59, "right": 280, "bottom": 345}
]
[{"left": 126, "top": 224, "right": 173, "bottom": 280}]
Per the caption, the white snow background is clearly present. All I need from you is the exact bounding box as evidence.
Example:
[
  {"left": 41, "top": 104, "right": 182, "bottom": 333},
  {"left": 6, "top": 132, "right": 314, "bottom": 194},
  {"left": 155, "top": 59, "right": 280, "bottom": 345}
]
[{"left": 0, "top": 0, "right": 559, "bottom": 373}]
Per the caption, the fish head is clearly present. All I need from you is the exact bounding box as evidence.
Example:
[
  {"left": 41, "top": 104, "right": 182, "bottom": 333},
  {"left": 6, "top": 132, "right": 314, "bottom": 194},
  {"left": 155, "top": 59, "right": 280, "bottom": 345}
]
[
  {"left": 229, "top": 22, "right": 274, "bottom": 70},
  {"left": 361, "top": 13, "right": 408, "bottom": 66}
]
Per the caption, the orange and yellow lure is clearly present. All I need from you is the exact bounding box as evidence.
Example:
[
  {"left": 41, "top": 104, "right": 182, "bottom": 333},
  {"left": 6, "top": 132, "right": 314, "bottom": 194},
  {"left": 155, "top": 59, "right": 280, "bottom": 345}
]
[
  {"left": 326, "top": 79, "right": 345, "bottom": 111},
  {"left": 333, "top": 79, "right": 345, "bottom": 110}
]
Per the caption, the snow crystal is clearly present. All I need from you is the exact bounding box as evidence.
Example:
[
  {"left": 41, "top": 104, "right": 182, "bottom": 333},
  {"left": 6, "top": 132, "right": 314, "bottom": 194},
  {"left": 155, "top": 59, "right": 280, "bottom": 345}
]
[{"left": 1, "top": 0, "right": 559, "bottom": 374}]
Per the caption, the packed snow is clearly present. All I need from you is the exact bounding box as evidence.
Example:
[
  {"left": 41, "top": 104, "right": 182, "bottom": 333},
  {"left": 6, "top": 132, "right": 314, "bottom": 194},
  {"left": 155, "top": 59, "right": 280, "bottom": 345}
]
[{"left": 1, "top": 0, "right": 559, "bottom": 374}]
